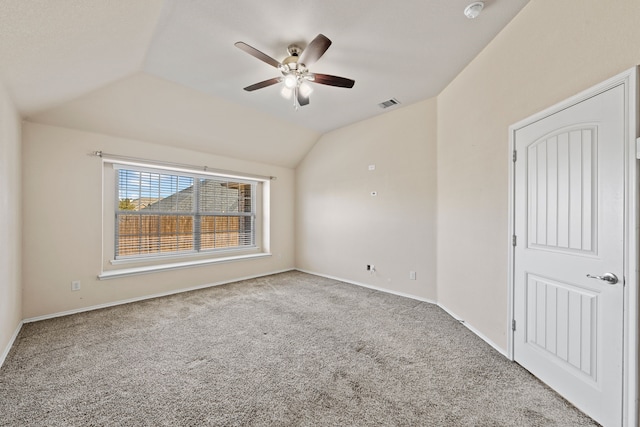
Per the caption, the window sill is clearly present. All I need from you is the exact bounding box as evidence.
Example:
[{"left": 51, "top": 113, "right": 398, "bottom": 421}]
[
  {"left": 98, "top": 252, "right": 271, "bottom": 280},
  {"left": 110, "top": 245, "right": 259, "bottom": 266}
]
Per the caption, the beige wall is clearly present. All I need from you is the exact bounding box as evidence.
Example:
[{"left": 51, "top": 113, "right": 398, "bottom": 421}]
[
  {"left": 437, "top": 0, "right": 640, "bottom": 349},
  {"left": 12, "top": 0, "right": 640, "bottom": 357},
  {"left": 21, "top": 122, "right": 295, "bottom": 319},
  {"left": 296, "top": 98, "right": 438, "bottom": 301},
  {"left": 0, "top": 82, "right": 22, "bottom": 358}
]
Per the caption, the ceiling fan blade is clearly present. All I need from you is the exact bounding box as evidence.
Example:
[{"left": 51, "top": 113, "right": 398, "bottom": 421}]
[
  {"left": 235, "top": 41, "right": 282, "bottom": 69},
  {"left": 243, "top": 77, "right": 282, "bottom": 92},
  {"left": 297, "top": 90, "right": 310, "bottom": 106},
  {"left": 298, "top": 34, "right": 332, "bottom": 67},
  {"left": 311, "top": 74, "right": 355, "bottom": 88}
]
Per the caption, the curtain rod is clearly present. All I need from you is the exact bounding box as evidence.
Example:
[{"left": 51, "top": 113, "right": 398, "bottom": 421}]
[{"left": 92, "top": 151, "right": 276, "bottom": 181}]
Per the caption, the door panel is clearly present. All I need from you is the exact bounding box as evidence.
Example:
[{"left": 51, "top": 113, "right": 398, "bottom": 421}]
[
  {"left": 514, "top": 84, "right": 624, "bottom": 427},
  {"left": 525, "top": 274, "right": 598, "bottom": 382},
  {"left": 527, "top": 127, "right": 597, "bottom": 253}
]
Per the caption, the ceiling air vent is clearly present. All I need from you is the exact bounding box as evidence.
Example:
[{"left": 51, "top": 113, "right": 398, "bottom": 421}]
[{"left": 378, "top": 98, "right": 400, "bottom": 109}]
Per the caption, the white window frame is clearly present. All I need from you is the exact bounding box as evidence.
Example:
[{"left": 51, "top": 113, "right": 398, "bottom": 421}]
[
  {"left": 114, "top": 165, "right": 257, "bottom": 259},
  {"left": 98, "top": 156, "right": 271, "bottom": 279}
]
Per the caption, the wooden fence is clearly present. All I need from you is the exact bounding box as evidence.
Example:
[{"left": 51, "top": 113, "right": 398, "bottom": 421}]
[{"left": 117, "top": 214, "right": 242, "bottom": 256}]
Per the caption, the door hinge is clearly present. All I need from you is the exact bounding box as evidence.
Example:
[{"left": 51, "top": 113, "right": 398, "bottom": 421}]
[
  {"left": 512, "top": 319, "right": 517, "bottom": 331},
  {"left": 512, "top": 235, "right": 517, "bottom": 246},
  {"left": 512, "top": 150, "right": 517, "bottom": 162},
  {"left": 636, "top": 137, "right": 640, "bottom": 160}
]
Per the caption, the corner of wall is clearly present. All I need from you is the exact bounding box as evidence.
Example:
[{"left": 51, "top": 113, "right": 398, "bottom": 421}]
[
  {"left": 0, "top": 81, "right": 23, "bottom": 367},
  {"left": 294, "top": 99, "right": 438, "bottom": 301}
]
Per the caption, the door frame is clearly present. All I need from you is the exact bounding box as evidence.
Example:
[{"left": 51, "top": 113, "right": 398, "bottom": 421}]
[{"left": 507, "top": 66, "right": 639, "bottom": 426}]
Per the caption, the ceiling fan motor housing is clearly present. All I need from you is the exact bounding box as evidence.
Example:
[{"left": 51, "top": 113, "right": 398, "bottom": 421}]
[
  {"left": 283, "top": 44, "right": 303, "bottom": 71},
  {"left": 282, "top": 56, "right": 299, "bottom": 71}
]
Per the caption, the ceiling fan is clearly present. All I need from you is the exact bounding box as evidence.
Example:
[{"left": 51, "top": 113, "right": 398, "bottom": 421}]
[{"left": 235, "top": 34, "right": 355, "bottom": 109}]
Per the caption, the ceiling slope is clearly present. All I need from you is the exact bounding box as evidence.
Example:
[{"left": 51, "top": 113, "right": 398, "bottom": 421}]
[
  {"left": 3, "top": 0, "right": 531, "bottom": 166},
  {"left": 29, "top": 72, "right": 320, "bottom": 168},
  {"left": 0, "top": 0, "right": 164, "bottom": 115},
  {"left": 142, "top": 0, "right": 530, "bottom": 133}
]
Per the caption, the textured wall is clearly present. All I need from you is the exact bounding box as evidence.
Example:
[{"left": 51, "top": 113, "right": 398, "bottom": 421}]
[
  {"left": 437, "top": 0, "right": 640, "bottom": 350},
  {"left": 296, "top": 98, "right": 438, "bottom": 301}
]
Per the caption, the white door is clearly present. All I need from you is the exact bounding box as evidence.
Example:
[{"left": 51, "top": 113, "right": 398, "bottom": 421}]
[{"left": 513, "top": 84, "right": 625, "bottom": 426}]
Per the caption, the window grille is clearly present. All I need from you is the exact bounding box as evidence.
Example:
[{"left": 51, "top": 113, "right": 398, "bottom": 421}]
[{"left": 115, "top": 167, "right": 256, "bottom": 259}]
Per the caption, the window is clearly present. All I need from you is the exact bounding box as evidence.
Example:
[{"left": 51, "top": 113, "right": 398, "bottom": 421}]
[{"left": 115, "top": 166, "right": 256, "bottom": 259}]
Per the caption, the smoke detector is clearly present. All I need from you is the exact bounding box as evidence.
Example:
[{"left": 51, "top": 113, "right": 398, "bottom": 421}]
[{"left": 464, "top": 2, "right": 484, "bottom": 19}]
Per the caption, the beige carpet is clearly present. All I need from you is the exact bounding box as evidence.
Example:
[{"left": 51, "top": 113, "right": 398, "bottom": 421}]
[{"left": 0, "top": 271, "right": 598, "bottom": 426}]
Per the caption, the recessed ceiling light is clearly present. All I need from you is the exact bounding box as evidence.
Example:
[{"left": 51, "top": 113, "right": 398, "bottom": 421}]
[{"left": 464, "top": 2, "right": 484, "bottom": 19}]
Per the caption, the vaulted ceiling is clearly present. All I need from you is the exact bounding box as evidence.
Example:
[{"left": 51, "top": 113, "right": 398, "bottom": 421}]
[{"left": 0, "top": 0, "right": 530, "bottom": 167}]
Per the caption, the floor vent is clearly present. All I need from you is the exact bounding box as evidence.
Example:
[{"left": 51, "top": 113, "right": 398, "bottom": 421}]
[{"left": 378, "top": 98, "right": 400, "bottom": 109}]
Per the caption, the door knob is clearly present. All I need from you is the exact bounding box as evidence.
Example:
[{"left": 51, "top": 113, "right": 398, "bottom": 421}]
[{"left": 586, "top": 272, "right": 619, "bottom": 284}]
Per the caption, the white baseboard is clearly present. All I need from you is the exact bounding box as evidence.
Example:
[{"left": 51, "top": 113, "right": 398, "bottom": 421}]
[
  {"left": 16, "top": 268, "right": 509, "bottom": 364},
  {"left": 23, "top": 268, "right": 295, "bottom": 324},
  {"left": 297, "top": 269, "right": 509, "bottom": 358},
  {"left": 296, "top": 268, "right": 438, "bottom": 305},
  {"left": 0, "top": 320, "right": 23, "bottom": 368},
  {"left": 437, "top": 303, "right": 509, "bottom": 358}
]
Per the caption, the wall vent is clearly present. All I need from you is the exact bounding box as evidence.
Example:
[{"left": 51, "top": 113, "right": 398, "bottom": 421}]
[{"left": 378, "top": 98, "right": 400, "bottom": 109}]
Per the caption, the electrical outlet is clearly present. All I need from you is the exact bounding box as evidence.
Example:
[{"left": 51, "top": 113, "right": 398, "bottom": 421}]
[
  {"left": 71, "top": 280, "right": 81, "bottom": 291},
  {"left": 409, "top": 271, "right": 417, "bottom": 280}
]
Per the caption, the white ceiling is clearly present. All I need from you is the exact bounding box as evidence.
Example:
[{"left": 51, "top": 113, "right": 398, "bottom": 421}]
[
  {"left": 1, "top": 0, "right": 530, "bottom": 166},
  {"left": 29, "top": 72, "right": 321, "bottom": 168},
  {"left": 0, "top": 0, "right": 163, "bottom": 114},
  {"left": 141, "top": 0, "right": 530, "bottom": 133}
]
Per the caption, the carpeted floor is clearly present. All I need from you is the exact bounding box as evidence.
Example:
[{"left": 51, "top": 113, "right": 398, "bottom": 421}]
[{"left": 0, "top": 271, "right": 598, "bottom": 426}]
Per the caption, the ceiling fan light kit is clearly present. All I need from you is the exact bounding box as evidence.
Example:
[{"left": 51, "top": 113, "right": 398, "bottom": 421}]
[
  {"left": 283, "top": 74, "right": 297, "bottom": 89},
  {"left": 235, "top": 34, "right": 355, "bottom": 110},
  {"left": 298, "top": 81, "right": 313, "bottom": 97}
]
